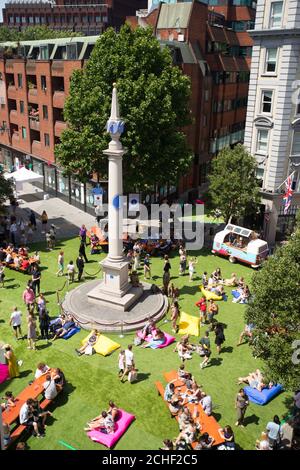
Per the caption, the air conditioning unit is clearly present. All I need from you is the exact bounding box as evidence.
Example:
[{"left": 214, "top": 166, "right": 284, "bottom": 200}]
[{"left": 178, "top": 34, "right": 185, "bottom": 42}]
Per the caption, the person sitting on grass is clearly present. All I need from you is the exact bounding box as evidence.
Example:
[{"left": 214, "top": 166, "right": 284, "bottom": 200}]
[
  {"left": 52, "top": 316, "right": 75, "bottom": 340},
  {"left": 34, "top": 362, "right": 50, "bottom": 379},
  {"left": 194, "top": 432, "right": 215, "bottom": 450},
  {"left": 1, "top": 391, "right": 17, "bottom": 411},
  {"left": 175, "top": 419, "right": 197, "bottom": 446},
  {"left": 84, "top": 411, "right": 115, "bottom": 434},
  {"left": 141, "top": 328, "right": 165, "bottom": 349},
  {"left": 224, "top": 273, "right": 238, "bottom": 287},
  {"left": 52, "top": 368, "right": 66, "bottom": 393},
  {"left": 168, "top": 393, "right": 184, "bottom": 416},
  {"left": 238, "top": 369, "right": 273, "bottom": 392},
  {"left": 160, "top": 439, "right": 174, "bottom": 450},
  {"left": 75, "top": 330, "right": 100, "bottom": 355},
  {"left": 19, "top": 398, "right": 44, "bottom": 438},
  {"left": 107, "top": 401, "right": 119, "bottom": 422},
  {"left": 43, "top": 374, "right": 58, "bottom": 400}
]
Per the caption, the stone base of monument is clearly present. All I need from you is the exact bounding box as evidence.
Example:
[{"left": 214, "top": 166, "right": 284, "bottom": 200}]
[{"left": 62, "top": 280, "right": 168, "bottom": 333}]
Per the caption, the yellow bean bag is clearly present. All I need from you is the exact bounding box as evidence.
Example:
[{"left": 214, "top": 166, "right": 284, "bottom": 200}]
[
  {"left": 81, "top": 333, "right": 120, "bottom": 356},
  {"left": 178, "top": 311, "right": 200, "bottom": 337},
  {"left": 199, "top": 285, "right": 223, "bottom": 301}
]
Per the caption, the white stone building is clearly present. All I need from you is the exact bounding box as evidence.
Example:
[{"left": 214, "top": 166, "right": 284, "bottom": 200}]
[{"left": 244, "top": 0, "right": 300, "bottom": 244}]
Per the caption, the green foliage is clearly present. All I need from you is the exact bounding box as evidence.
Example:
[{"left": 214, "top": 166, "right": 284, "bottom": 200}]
[
  {"left": 0, "top": 26, "right": 82, "bottom": 42},
  {"left": 0, "top": 171, "right": 13, "bottom": 209},
  {"left": 208, "top": 144, "right": 260, "bottom": 223},
  {"left": 245, "top": 227, "right": 300, "bottom": 390},
  {"left": 56, "top": 24, "right": 192, "bottom": 190}
]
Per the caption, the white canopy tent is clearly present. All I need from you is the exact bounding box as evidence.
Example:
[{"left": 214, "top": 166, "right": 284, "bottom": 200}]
[{"left": 4, "top": 166, "right": 43, "bottom": 193}]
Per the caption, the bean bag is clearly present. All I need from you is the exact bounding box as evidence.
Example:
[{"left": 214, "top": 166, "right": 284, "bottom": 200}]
[
  {"left": 62, "top": 326, "right": 81, "bottom": 340},
  {"left": 178, "top": 311, "right": 200, "bottom": 336},
  {"left": 0, "top": 364, "right": 9, "bottom": 384},
  {"left": 244, "top": 384, "right": 283, "bottom": 405},
  {"left": 199, "top": 285, "right": 223, "bottom": 301},
  {"left": 94, "top": 335, "right": 120, "bottom": 356},
  {"left": 87, "top": 409, "right": 135, "bottom": 448},
  {"left": 137, "top": 330, "right": 175, "bottom": 349},
  {"left": 232, "top": 290, "right": 241, "bottom": 299}
]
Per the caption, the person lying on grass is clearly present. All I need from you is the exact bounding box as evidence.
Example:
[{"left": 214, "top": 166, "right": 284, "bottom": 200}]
[
  {"left": 84, "top": 410, "right": 115, "bottom": 434},
  {"left": 238, "top": 369, "right": 274, "bottom": 392},
  {"left": 52, "top": 315, "right": 76, "bottom": 340},
  {"left": 75, "top": 329, "right": 100, "bottom": 355}
]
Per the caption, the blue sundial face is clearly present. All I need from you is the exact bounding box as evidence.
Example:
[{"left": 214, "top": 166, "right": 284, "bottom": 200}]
[{"left": 113, "top": 194, "right": 121, "bottom": 210}]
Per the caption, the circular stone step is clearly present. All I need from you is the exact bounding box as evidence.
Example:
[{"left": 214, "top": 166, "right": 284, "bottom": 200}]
[{"left": 62, "top": 280, "right": 168, "bottom": 332}]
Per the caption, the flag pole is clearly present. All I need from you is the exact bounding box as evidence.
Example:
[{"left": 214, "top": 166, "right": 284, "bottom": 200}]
[{"left": 276, "top": 171, "right": 296, "bottom": 191}]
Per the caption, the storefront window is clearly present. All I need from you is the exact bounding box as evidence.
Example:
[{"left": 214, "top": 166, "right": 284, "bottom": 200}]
[
  {"left": 2, "top": 149, "right": 13, "bottom": 171},
  {"left": 70, "top": 177, "right": 85, "bottom": 207},
  {"left": 32, "top": 158, "right": 43, "bottom": 176},
  {"left": 57, "top": 170, "right": 69, "bottom": 199}
]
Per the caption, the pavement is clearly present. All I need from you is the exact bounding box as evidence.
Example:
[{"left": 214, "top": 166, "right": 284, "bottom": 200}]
[{"left": 5, "top": 182, "right": 99, "bottom": 244}]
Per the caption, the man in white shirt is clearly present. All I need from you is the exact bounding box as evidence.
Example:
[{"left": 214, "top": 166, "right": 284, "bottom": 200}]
[
  {"left": 200, "top": 392, "right": 212, "bottom": 416},
  {"left": 43, "top": 374, "right": 58, "bottom": 400},
  {"left": 120, "top": 345, "right": 135, "bottom": 382},
  {"left": 9, "top": 306, "right": 23, "bottom": 340}
]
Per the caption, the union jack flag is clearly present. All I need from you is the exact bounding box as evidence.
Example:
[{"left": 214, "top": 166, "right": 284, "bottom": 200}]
[{"left": 283, "top": 174, "right": 293, "bottom": 215}]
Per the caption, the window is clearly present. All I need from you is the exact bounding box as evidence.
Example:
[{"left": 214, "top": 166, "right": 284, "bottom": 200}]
[
  {"left": 261, "top": 90, "right": 273, "bottom": 113},
  {"left": 40, "top": 46, "right": 49, "bottom": 60},
  {"left": 41, "top": 17, "right": 46, "bottom": 24},
  {"left": 2, "top": 121, "right": 7, "bottom": 130},
  {"left": 265, "top": 48, "right": 277, "bottom": 73},
  {"left": 41, "top": 75, "right": 47, "bottom": 90},
  {"left": 20, "top": 101, "right": 24, "bottom": 113},
  {"left": 256, "top": 129, "right": 269, "bottom": 153},
  {"left": 29, "top": 16, "right": 34, "bottom": 24},
  {"left": 17, "top": 74, "right": 23, "bottom": 88},
  {"left": 22, "top": 127, "right": 27, "bottom": 139},
  {"left": 42, "top": 105, "right": 48, "bottom": 120},
  {"left": 66, "top": 43, "right": 77, "bottom": 60},
  {"left": 291, "top": 132, "right": 300, "bottom": 156},
  {"left": 21, "top": 16, "right": 26, "bottom": 24},
  {"left": 15, "top": 16, "right": 20, "bottom": 23},
  {"left": 35, "top": 16, "right": 40, "bottom": 24},
  {"left": 205, "top": 90, "right": 209, "bottom": 102},
  {"left": 269, "top": 2, "right": 283, "bottom": 28},
  {"left": 9, "top": 16, "right": 14, "bottom": 24},
  {"left": 44, "top": 133, "right": 50, "bottom": 146}
]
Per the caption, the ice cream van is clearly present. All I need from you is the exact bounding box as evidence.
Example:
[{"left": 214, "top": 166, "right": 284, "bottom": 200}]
[{"left": 212, "top": 224, "right": 268, "bottom": 268}]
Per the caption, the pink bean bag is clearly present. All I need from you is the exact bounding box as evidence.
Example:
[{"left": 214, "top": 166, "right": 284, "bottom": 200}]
[
  {"left": 87, "top": 409, "right": 135, "bottom": 448},
  {"left": 0, "top": 364, "right": 9, "bottom": 384},
  {"left": 137, "top": 330, "right": 175, "bottom": 348}
]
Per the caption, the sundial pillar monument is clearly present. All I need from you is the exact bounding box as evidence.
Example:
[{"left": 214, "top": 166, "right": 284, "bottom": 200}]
[{"left": 87, "top": 84, "right": 143, "bottom": 310}]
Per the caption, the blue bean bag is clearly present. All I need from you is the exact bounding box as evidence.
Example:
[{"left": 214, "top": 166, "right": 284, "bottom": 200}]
[
  {"left": 63, "top": 326, "right": 81, "bottom": 340},
  {"left": 244, "top": 384, "right": 283, "bottom": 405},
  {"left": 232, "top": 290, "right": 240, "bottom": 299}
]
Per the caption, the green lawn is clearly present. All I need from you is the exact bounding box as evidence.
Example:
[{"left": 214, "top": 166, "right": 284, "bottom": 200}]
[{"left": 0, "top": 238, "right": 292, "bottom": 450}]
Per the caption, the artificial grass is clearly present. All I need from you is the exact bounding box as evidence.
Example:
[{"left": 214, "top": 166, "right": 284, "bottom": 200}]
[{"left": 0, "top": 238, "right": 292, "bottom": 450}]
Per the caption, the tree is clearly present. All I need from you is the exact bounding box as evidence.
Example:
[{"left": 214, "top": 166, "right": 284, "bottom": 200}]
[
  {"left": 55, "top": 24, "right": 192, "bottom": 191},
  {"left": 0, "top": 171, "right": 13, "bottom": 210},
  {"left": 208, "top": 144, "right": 260, "bottom": 223},
  {"left": 245, "top": 221, "right": 300, "bottom": 390},
  {"left": 0, "top": 26, "right": 82, "bottom": 42}
]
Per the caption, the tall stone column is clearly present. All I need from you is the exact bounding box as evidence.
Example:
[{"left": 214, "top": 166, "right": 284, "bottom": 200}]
[{"left": 87, "top": 83, "right": 143, "bottom": 310}]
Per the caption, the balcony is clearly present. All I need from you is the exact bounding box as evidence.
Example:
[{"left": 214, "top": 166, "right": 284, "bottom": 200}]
[
  {"left": 53, "top": 91, "right": 65, "bottom": 108},
  {"left": 9, "top": 110, "right": 18, "bottom": 124},
  {"left": 54, "top": 120, "right": 67, "bottom": 137},
  {"left": 5, "top": 61, "right": 14, "bottom": 72},
  {"left": 32, "top": 139, "right": 42, "bottom": 155},
  {"left": 28, "top": 88, "right": 38, "bottom": 103},
  {"left": 26, "top": 61, "right": 36, "bottom": 74},
  {"left": 51, "top": 61, "right": 64, "bottom": 76},
  {"left": 7, "top": 85, "right": 17, "bottom": 99},
  {"left": 12, "top": 131, "right": 20, "bottom": 145},
  {"left": 29, "top": 117, "right": 40, "bottom": 131}
]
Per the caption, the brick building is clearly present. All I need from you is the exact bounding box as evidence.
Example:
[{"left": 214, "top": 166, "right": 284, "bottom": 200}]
[
  {"left": 128, "top": 0, "right": 256, "bottom": 199},
  {"left": 2, "top": 0, "right": 147, "bottom": 36},
  {"left": 0, "top": 0, "right": 256, "bottom": 212}
]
